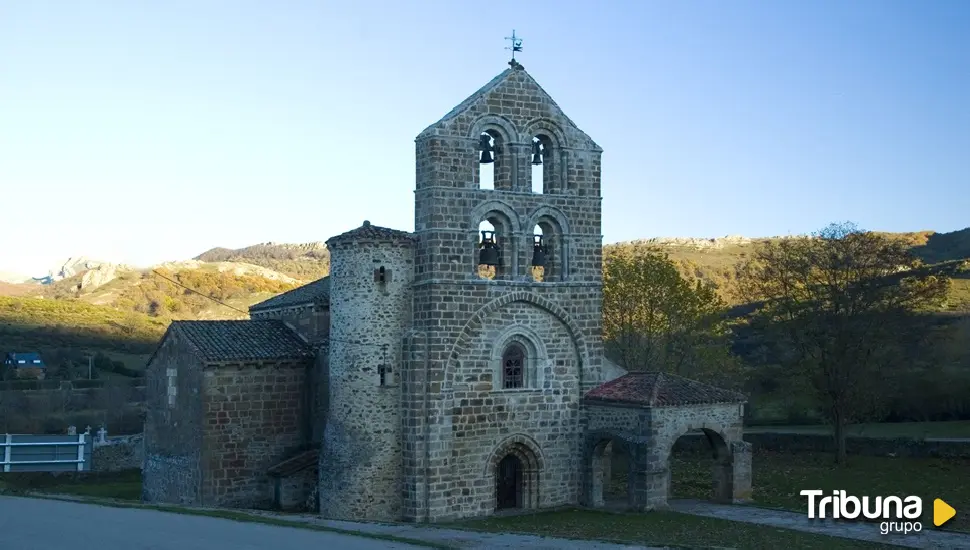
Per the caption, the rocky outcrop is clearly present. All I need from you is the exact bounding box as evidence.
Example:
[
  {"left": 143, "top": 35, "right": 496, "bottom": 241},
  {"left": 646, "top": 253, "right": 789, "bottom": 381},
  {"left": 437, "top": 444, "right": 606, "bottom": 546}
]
[
  {"left": 153, "top": 260, "right": 301, "bottom": 284},
  {"left": 632, "top": 234, "right": 809, "bottom": 250}
]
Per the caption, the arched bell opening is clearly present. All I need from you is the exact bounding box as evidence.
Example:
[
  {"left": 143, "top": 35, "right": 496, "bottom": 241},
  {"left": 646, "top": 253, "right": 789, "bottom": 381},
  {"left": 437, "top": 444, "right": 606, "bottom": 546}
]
[
  {"left": 477, "top": 213, "right": 514, "bottom": 280},
  {"left": 530, "top": 225, "right": 545, "bottom": 282},
  {"left": 530, "top": 134, "right": 555, "bottom": 194},
  {"left": 477, "top": 130, "right": 512, "bottom": 191},
  {"left": 532, "top": 216, "right": 564, "bottom": 282}
]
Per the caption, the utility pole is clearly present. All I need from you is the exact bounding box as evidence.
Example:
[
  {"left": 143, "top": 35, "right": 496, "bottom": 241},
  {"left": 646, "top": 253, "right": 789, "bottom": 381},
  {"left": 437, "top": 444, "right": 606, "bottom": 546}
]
[{"left": 88, "top": 356, "right": 93, "bottom": 380}]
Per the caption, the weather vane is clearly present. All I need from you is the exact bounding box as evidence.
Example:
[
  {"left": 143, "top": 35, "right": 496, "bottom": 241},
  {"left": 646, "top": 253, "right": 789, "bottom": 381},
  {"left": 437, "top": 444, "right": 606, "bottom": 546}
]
[{"left": 505, "top": 30, "right": 523, "bottom": 65}]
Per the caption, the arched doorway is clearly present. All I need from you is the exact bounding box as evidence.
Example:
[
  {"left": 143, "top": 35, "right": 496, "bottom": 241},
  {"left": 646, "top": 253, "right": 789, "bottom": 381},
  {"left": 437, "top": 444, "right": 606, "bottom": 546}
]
[
  {"left": 496, "top": 454, "right": 523, "bottom": 509},
  {"left": 487, "top": 435, "right": 544, "bottom": 511},
  {"left": 667, "top": 428, "right": 733, "bottom": 503}
]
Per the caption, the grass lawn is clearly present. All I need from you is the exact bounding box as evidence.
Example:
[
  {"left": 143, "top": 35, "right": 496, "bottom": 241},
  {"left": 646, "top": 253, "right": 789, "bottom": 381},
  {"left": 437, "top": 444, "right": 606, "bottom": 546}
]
[
  {"left": 0, "top": 469, "right": 142, "bottom": 500},
  {"left": 454, "top": 508, "right": 895, "bottom": 549},
  {"left": 664, "top": 449, "right": 970, "bottom": 533},
  {"left": 745, "top": 420, "right": 970, "bottom": 439}
]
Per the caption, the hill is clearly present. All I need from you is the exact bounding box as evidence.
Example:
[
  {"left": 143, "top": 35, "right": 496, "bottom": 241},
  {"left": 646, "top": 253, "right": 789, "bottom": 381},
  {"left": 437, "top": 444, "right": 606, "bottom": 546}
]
[
  {"left": 610, "top": 228, "right": 970, "bottom": 311},
  {"left": 1, "top": 227, "right": 967, "bottom": 380},
  {"left": 0, "top": 259, "right": 309, "bottom": 379},
  {"left": 194, "top": 242, "right": 330, "bottom": 280}
]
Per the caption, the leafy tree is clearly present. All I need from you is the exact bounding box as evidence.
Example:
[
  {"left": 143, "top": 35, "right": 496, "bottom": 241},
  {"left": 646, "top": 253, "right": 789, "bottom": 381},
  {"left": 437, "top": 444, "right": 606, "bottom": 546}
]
[
  {"left": 602, "top": 247, "right": 739, "bottom": 386},
  {"left": 735, "top": 222, "right": 950, "bottom": 464}
]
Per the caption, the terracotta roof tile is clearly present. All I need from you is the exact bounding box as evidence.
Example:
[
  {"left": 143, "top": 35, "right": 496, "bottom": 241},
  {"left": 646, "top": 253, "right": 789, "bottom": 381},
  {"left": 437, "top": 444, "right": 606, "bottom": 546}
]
[
  {"left": 172, "top": 320, "right": 313, "bottom": 363},
  {"left": 249, "top": 276, "right": 330, "bottom": 312},
  {"left": 326, "top": 221, "right": 413, "bottom": 246},
  {"left": 267, "top": 449, "right": 319, "bottom": 477},
  {"left": 584, "top": 372, "right": 746, "bottom": 408}
]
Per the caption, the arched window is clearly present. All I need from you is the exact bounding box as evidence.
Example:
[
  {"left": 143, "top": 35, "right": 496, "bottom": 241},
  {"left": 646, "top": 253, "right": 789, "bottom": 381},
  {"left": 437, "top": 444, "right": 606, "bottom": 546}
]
[
  {"left": 502, "top": 343, "right": 525, "bottom": 389},
  {"left": 479, "top": 132, "right": 495, "bottom": 190},
  {"left": 478, "top": 220, "right": 498, "bottom": 280},
  {"left": 531, "top": 224, "right": 545, "bottom": 282},
  {"left": 530, "top": 134, "right": 554, "bottom": 194},
  {"left": 475, "top": 208, "right": 515, "bottom": 281},
  {"left": 530, "top": 137, "right": 544, "bottom": 194}
]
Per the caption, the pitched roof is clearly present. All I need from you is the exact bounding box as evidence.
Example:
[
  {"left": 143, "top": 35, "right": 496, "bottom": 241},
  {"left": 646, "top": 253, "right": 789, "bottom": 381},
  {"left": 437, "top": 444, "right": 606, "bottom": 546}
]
[
  {"left": 416, "top": 63, "right": 601, "bottom": 151},
  {"left": 326, "top": 220, "right": 413, "bottom": 246},
  {"left": 584, "top": 372, "right": 746, "bottom": 408},
  {"left": 249, "top": 276, "right": 330, "bottom": 313},
  {"left": 171, "top": 320, "right": 313, "bottom": 363},
  {"left": 267, "top": 449, "right": 319, "bottom": 477}
]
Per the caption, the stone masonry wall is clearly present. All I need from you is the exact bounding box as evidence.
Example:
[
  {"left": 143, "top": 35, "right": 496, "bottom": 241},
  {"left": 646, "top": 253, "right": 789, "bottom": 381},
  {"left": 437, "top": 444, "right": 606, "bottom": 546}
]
[
  {"left": 587, "top": 404, "right": 643, "bottom": 435},
  {"left": 406, "top": 65, "right": 606, "bottom": 523},
  {"left": 200, "top": 360, "right": 311, "bottom": 509},
  {"left": 93, "top": 434, "right": 144, "bottom": 472},
  {"left": 321, "top": 237, "right": 413, "bottom": 521},
  {"left": 278, "top": 466, "right": 318, "bottom": 511},
  {"left": 250, "top": 305, "right": 329, "bottom": 447},
  {"left": 142, "top": 329, "right": 204, "bottom": 505},
  {"left": 251, "top": 305, "right": 330, "bottom": 345},
  {"left": 674, "top": 431, "right": 970, "bottom": 459},
  {"left": 650, "top": 404, "right": 745, "bottom": 454},
  {"left": 447, "top": 301, "right": 583, "bottom": 518}
]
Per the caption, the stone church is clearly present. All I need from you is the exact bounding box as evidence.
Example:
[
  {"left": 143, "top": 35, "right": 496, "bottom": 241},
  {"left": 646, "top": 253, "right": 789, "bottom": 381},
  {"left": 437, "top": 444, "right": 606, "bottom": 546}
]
[{"left": 143, "top": 59, "right": 752, "bottom": 522}]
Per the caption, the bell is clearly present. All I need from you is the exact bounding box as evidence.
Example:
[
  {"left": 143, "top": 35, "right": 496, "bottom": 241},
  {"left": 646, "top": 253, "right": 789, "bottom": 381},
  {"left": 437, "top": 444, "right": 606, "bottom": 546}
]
[
  {"left": 531, "top": 140, "right": 543, "bottom": 165},
  {"left": 531, "top": 235, "right": 546, "bottom": 267},
  {"left": 479, "top": 134, "right": 494, "bottom": 164},
  {"left": 478, "top": 231, "right": 500, "bottom": 266}
]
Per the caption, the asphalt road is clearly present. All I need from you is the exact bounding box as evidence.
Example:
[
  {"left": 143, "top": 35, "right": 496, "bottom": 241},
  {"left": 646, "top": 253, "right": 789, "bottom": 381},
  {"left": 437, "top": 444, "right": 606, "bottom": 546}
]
[{"left": 0, "top": 496, "right": 425, "bottom": 550}]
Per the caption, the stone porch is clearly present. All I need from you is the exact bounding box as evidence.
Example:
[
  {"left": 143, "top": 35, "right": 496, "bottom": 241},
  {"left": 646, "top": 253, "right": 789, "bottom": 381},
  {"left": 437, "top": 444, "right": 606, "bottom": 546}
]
[{"left": 581, "top": 372, "right": 752, "bottom": 511}]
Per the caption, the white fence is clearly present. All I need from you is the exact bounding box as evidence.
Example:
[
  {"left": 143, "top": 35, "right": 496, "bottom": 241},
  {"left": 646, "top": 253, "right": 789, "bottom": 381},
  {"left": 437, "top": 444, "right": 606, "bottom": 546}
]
[{"left": 1, "top": 429, "right": 93, "bottom": 472}]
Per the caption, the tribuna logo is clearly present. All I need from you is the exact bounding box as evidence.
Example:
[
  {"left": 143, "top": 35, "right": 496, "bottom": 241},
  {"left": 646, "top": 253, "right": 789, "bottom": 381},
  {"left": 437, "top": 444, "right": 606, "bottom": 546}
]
[{"left": 800, "top": 490, "right": 923, "bottom": 535}]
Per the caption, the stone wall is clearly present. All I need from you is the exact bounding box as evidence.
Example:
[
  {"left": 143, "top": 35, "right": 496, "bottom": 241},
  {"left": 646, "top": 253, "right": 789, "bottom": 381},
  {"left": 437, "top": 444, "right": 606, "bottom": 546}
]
[
  {"left": 651, "top": 404, "right": 745, "bottom": 455},
  {"left": 406, "top": 64, "right": 606, "bottom": 523},
  {"left": 93, "top": 434, "right": 144, "bottom": 472},
  {"left": 320, "top": 234, "right": 413, "bottom": 522},
  {"left": 201, "top": 360, "right": 312, "bottom": 509},
  {"left": 142, "top": 329, "right": 204, "bottom": 505},
  {"left": 251, "top": 304, "right": 330, "bottom": 345},
  {"left": 276, "top": 466, "right": 317, "bottom": 511},
  {"left": 445, "top": 301, "right": 584, "bottom": 518},
  {"left": 673, "top": 431, "right": 970, "bottom": 459}
]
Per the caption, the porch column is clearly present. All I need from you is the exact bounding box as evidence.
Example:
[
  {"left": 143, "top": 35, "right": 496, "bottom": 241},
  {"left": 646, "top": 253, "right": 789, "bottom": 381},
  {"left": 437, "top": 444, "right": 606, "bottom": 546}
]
[
  {"left": 629, "top": 443, "right": 668, "bottom": 511},
  {"left": 729, "top": 440, "right": 753, "bottom": 503}
]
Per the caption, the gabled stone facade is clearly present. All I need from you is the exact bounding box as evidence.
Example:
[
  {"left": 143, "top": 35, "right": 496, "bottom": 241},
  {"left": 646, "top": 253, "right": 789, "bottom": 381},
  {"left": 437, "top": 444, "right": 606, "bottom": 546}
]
[{"left": 143, "top": 59, "right": 752, "bottom": 523}]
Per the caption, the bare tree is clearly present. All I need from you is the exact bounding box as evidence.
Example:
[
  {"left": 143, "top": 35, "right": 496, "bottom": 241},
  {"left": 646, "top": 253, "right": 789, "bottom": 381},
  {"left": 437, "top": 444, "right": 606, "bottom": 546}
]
[{"left": 736, "top": 222, "right": 950, "bottom": 464}]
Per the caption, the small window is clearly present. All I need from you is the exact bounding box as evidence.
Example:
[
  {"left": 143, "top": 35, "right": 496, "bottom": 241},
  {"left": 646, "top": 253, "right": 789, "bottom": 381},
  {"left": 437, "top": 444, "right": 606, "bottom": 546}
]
[
  {"left": 502, "top": 344, "right": 525, "bottom": 389},
  {"left": 32, "top": 359, "right": 41, "bottom": 364},
  {"left": 379, "top": 364, "right": 387, "bottom": 386},
  {"left": 17, "top": 360, "right": 26, "bottom": 364}
]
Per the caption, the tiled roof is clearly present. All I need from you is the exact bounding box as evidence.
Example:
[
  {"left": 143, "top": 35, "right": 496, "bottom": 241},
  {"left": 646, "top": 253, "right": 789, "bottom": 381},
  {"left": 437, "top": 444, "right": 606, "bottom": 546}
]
[
  {"left": 584, "top": 372, "right": 746, "bottom": 408},
  {"left": 267, "top": 449, "right": 319, "bottom": 477},
  {"left": 326, "top": 220, "right": 413, "bottom": 245},
  {"left": 172, "top": 320, "right": 313, "bottom": 363},
  {"left": 249, "top": 276, "right": 330, "bottom": 312}
]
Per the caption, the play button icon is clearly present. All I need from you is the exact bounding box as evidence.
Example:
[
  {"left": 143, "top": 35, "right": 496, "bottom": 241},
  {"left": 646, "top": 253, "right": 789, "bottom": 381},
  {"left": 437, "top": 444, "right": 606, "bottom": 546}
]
[{"left": 934, "top": 498, "right": 956, "bottom": 527}]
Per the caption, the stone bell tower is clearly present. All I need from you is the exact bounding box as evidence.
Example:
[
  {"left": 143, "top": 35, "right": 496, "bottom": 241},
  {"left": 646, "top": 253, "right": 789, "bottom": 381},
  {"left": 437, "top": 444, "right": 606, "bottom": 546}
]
[{"left": 403, "top": 57, "right": 607, "bottom": 522}]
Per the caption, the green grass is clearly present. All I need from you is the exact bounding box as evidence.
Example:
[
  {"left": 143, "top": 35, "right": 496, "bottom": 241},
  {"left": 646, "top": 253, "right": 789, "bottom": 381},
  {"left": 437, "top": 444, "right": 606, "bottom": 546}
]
[
  {"left": 454, "top": 508, "right": 894, "bottom": 549},
  {"left": 746, "top": 420, "right": 970, "bottom": 439},
  {"left": 664, "top": 449, "right": 970, "bottom": 533},
  {"left": 0, "top": 470, "right": 143, "bottom": 500}
]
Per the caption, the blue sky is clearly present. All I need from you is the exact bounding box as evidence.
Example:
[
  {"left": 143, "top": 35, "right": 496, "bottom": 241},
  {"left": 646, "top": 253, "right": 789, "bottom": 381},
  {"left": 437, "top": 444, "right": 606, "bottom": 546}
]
[{"left": 1, "top": 1, "right": 968, "bottom": 277}]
